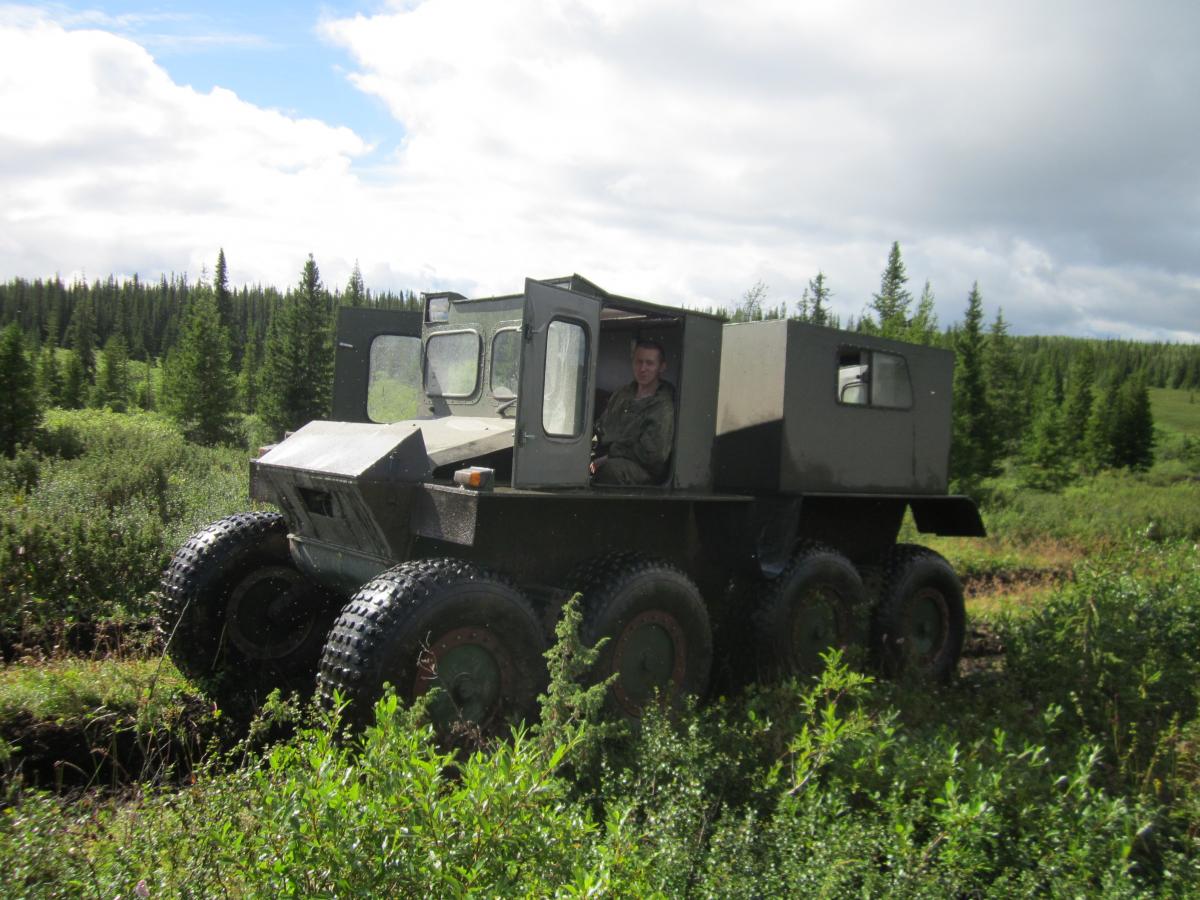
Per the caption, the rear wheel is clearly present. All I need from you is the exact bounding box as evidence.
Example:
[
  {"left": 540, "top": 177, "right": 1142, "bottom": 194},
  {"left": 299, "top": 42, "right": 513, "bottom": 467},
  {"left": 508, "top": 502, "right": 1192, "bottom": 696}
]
[
  {"left": 870, "top": 544, "right": 965, "bottom": 682},
  {"left": 754, "top": 543, "right": 865, "bottom": 680},
  {"left": 159, "top": 512, "right": 337, "bottom": 716},
  {"left": 317, "top": 559, "right": 546, "bottom": 736},
  {"left": 571, "top": 553, "right": 712, "bottom": 719}
]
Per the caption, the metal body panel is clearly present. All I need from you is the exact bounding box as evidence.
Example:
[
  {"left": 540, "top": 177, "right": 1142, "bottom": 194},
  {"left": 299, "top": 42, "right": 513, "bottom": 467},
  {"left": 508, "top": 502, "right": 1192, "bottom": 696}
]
[
  {"left": 512, "top": 279, "right": 601, "bottom": 488},
  {"left": 672, "top": 314, "right": 723, "bottom": 489},
  {"left": 332, "top": 307, "right": 423, "bottom": 423},
  {"left": 715, "top": 320, "right": 953, "bottom": 495},
  {"left": 424, "top": 293, "right": 526, "bottom": 418}
]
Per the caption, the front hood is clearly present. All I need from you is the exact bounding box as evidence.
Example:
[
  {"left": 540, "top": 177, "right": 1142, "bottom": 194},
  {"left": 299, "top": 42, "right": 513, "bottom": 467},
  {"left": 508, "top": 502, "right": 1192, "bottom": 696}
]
[{"left": 255, "top": 416, "right": 516, "bottom": 483}]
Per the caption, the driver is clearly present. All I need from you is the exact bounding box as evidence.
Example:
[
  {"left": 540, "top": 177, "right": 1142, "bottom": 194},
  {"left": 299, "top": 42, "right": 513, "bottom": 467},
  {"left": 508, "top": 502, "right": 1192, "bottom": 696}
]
[{"left": 590, "top": 339, "right": 674, "bottom": 485}]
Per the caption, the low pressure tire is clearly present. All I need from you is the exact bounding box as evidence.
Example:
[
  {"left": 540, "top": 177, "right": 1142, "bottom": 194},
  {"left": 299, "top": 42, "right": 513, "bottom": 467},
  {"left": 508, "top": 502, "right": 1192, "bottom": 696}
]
[
  {"left": 754, "top": 543, "right": 865, "bottom": 680},
  {"left": 571, "top": 552, "right": 712, "bottom": 719},
  {"left": 317, "top": 559, "right": 546, "bottom": 735},
  {"left": 159, "top": 511, "right": 338, "bottom": 715},
  {"left": 870, "top": 544, "right": 965, "bottom": 682}
]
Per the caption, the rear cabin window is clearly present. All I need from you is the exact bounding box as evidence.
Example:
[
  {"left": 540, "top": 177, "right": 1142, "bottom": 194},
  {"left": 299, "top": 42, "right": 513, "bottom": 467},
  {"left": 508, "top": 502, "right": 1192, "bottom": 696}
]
[
  {"left": 837, "top": 348, "right": 913, "bottom": 409},
  {"left": 491, "top": 328, "right": 520, "bottom": 399},
  {"left": 367, "top": 334, "right": 423, "bottom": 422},
  {"left": 425, "top": 330, "right": 481, "bottom": 398},
  {"left": 542, "top": 319, "right": 588, "bottom": 437}
]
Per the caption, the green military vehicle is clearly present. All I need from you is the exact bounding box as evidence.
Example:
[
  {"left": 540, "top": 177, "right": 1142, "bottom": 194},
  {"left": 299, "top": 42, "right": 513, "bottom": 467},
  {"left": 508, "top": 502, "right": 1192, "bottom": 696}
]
[{"left": 160, "top": 274, "right": 985, "bottom": 728}]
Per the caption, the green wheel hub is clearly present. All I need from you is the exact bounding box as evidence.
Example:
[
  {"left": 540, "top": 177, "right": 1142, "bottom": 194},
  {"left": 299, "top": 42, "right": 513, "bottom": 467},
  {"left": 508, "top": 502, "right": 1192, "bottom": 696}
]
[
  {"left": 792, "top": 588, "right": 841, "bottom": 671},
  {"left": 907, "top": 587, "right": 949, "bottom": 661},
  {"left": 414, "top": 627, "right": 512, "bottom": 729},
  {"left": 226, "top": 565, "right": 318, "bottom": 660},
  {"left": 611, "top": 610, "right": 687, "bottom": 716}
]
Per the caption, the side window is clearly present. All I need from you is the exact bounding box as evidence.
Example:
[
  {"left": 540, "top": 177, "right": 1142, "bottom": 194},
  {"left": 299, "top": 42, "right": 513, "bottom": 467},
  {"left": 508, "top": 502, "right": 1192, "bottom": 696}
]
[
  {"left": 542, "top": 318, "right": 588, "bottom": 437},
  {"left": 490, "top": 328, "right": 520, "bottom": 399},
  {"left": 837, "top": 349, "right": 870, "bottom": 405},
  {"left": 425, "top": 330, "right": 480, "bottom": 398},
  {"left": 836, "top": 347, "right": 912, "bottom": 409},
  {"left": 368, "top": 334, "right": 423, "bottom": 423}
]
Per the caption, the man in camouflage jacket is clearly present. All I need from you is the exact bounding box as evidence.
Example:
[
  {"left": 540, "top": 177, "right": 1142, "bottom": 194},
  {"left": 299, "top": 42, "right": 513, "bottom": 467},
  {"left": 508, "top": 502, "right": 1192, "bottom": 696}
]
[{"left": 591, "top": 340, "right": 675, "bottom": 485}]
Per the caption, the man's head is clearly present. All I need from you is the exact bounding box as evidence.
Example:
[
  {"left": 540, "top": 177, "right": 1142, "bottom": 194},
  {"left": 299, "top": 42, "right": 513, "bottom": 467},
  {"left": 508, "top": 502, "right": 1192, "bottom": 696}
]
[{"left": 631, "top": 339, "right": 667, "bottom": 392}]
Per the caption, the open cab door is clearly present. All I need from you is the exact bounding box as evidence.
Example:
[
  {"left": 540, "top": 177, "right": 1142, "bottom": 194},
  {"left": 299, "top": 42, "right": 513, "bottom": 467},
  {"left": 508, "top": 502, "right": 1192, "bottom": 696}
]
[
  {"left": 332, "top": 307, "right": 424, "bottom": 423},
  {"left": 512, "top": 279, "right": 601, "bottom": 488}
]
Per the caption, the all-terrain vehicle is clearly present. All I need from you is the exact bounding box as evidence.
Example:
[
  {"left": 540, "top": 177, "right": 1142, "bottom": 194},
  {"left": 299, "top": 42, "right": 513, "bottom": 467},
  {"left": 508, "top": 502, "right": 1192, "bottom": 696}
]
[{"left": 160, "top": 275, "right": 985, "bottom": 728}]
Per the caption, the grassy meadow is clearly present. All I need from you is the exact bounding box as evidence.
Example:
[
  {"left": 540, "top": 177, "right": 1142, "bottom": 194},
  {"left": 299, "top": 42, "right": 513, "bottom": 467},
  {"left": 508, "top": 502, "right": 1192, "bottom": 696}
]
[{"left": 0, "top": 392, "right": 1198, "bottom": 894}]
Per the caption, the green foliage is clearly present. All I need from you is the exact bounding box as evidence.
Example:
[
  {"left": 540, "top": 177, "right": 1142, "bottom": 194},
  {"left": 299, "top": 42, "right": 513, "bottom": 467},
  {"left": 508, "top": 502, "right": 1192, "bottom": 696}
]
[
  {"left": 0, "top": 410, "right": 250, "bottom": 636},
  {"left": 1020, "top": 368, "right": 1074, "bottom": 489},
  {"left": 94, "top": 334, "right": 130, "bottom": 413},
  {"left": 0, "top": 323, "right": 41, "bottom": 457},
  {"left": 870, "top": 241, "right": 913, "bottom": 338},
  {"left": 161, "top": 289, "right": 236, "bottom": 444},
  {"left": 999, "top": 542, "right": 1200, "bottom": 789},
  {"left": 951, "top": 282, "right": 998, "bottom": 486},
  {"left": 259, "top": 255, "right": 335, "bottom": 436}
]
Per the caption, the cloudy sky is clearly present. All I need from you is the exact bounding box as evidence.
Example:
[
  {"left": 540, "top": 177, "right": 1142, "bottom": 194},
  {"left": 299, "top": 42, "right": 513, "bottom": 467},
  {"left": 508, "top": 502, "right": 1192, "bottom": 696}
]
[{"left": 1, "top": 1, "right": 1197, "bottom": 340}]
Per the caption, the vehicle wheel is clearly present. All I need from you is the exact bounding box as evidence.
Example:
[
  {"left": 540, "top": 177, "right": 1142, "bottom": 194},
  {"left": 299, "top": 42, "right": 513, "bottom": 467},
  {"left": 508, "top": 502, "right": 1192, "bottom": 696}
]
[
  {"left": 754, "top": 543, "right": 865, "bottom": 681},
  {"left": 571, "top": 552, "right": 712, "bottom": 718},
  {"left": 159, "top": 511, "right": 338, "bottom": 715},
  {"left": 870, "top": 544, "right": 965, "bottom": 682},
  {"left": 317, "top": 559, "right": 545, "bottom": 735}
]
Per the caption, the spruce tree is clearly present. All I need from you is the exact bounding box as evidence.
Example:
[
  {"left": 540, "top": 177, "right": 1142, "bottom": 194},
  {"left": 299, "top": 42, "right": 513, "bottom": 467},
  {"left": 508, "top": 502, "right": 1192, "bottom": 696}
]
[
  {"left": 67, "top": 294, "right": 96, "bottom": 378},
  {"left": 984, "top": 310, "right": 1022, "bottom": 459},
  {"left": 96, "top": 333, "right": 131, "bottom": 412},
  {"left": 1113, "top": 377, "right": 1155, "bottom": 470},
  {"left": 807, "top": 271, "right": 832, "bottom": 326},
  {"left": 949, "top": 282, "right": 995, "bottom": 485},
  {"left": 1084, "top": 380, "right": 1120, "bottom": 472},
  {"left": 260, "top": 255, "right": 334, "bottom": 435},
  {"left": 346, "top": 261, "right": 366, "bottom": 306},
  {"left": 0, "top": 323, "right": 40, "bottom": 455},
  {"left": 871, "top": 241, "right": 912, "bottom": 338},
  {"left": 1021, "top": 369, "right": 1073, "bottom": 489},
  {"left": 37, "top": 344, "right": 63, "bottom": 407},
  {"left": 162, "top": 289, "right": 235, "bottom": 444},
  {"left": 1061, "top": 351, "right": 1095, "bottom": 462},
  {"left": 60, "top": 351, "right": 86, "bottom": 409},
  {"left": 905, "top": 280, "right": 938, "bottom": 345}
]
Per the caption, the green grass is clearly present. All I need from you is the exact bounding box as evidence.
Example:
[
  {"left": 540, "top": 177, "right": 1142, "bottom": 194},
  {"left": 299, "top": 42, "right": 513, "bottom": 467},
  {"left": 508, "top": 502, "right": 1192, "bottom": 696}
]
[
  {"left": 0, "top": 657, "right": 190, "bottom": 730},
  {"left": 1150, "top": 386, "right": 1200, "bottom": 437}
]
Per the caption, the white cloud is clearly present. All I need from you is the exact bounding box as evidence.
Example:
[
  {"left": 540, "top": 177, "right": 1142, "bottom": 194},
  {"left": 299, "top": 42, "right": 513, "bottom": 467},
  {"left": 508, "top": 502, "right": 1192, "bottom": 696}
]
[{"left": 1, "top": 1, "right": 1198, "bottom": 341}]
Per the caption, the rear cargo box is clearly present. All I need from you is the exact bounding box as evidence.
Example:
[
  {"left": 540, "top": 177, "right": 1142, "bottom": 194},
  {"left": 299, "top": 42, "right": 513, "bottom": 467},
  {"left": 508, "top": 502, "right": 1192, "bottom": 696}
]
[{"left": 713, "top": 320, "right": 953, "bottom": 495}]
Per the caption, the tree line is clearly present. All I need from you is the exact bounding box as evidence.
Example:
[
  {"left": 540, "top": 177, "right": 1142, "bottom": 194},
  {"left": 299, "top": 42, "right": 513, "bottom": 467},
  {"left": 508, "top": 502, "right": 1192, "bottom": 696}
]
[{"left": 2, "top": 244, "right": 1197, "bottom": 490}]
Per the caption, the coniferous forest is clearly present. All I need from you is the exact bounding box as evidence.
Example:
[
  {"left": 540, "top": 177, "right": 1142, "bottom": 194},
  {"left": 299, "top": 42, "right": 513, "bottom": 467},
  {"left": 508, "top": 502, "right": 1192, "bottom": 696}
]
[{"left": 1, "top": 245, "right": 1199, "bottom": 895}]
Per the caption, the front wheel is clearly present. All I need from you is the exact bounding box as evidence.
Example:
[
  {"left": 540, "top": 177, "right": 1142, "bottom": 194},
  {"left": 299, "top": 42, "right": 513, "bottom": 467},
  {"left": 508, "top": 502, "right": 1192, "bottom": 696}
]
[
  {"left": 159, "top": 512, "right": 338, "bottom": 715},
  {"left": 870, "top": 544, "right": 965, "bottom": 682},
  {"left": 317, "top": 559, "right": 546, "bottom": 736}
]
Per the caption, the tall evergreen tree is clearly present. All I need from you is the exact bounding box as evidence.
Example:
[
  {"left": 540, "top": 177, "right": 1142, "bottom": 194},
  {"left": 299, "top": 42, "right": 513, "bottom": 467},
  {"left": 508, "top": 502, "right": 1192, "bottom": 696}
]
[
  {"left": 238, "top": 338, "right": 261, "bottom": 414},
  {"left": 67, "top": 293, "right": 96, "bottom": 378},
  {"left": 36, "top": 344, "right": 63, "bottom": 407},
  {"left": 0, "top": 323, "right": 40, "bottom": 455},
  {"left": 1020, "top": 369, "right": 1073, "bottom": 489},
  {"left": 807, "top": 271, "right": 832, "bottom": 326},
  {"left": 60, "top": 351, "right": 87, "bottom": 409},
  {"left": 1112, "top": 377, "right": 1155, "bottom": 471},
  {"left": 1061, "top": 351, "right": 1095, "bottom": 462},
  {"left": 984, "top": 310, "right": 1022, "bottom": 458},
  {"left": 871, "top": 241, "right": 912, "bottom": 338},
  {"left": 214, "top": 248, "right": 233, "bottom": 329},
  {"left": 905, "top": 279, "right": 938, "bottom": 345},
  {"left": 162, "top": 290, "right": 235, "bottom": 444},
  {"left": 96, "top": 333, "right": 131, "bottom": 412},
  {"left": 949, "top": 282, "right": 996, "bottom": 485},
  {"left": 1084, "top": 380, "right": 1120, "bottom": 472},
  {"left": 260, "top": 255, "right": 334, "bottom": 435},
  {"left": 346, "top": 261, "right": 366, "bottom": 306}
]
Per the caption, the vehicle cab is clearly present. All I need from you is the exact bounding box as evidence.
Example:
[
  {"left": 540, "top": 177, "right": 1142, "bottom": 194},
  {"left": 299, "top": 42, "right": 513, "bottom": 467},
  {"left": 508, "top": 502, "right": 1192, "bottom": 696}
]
[{"left": 331, "top": 275, "right": 724, "bottom": 491}]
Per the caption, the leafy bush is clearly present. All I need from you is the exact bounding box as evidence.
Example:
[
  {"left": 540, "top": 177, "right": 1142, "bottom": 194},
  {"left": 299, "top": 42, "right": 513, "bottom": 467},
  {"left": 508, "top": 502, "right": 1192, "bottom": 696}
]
[
  {"left": 0, "top": 410, "right": 251, "bottom": 639},
  {"left": 999, "top": 541, "right": 1200, "bottom": 789}
]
